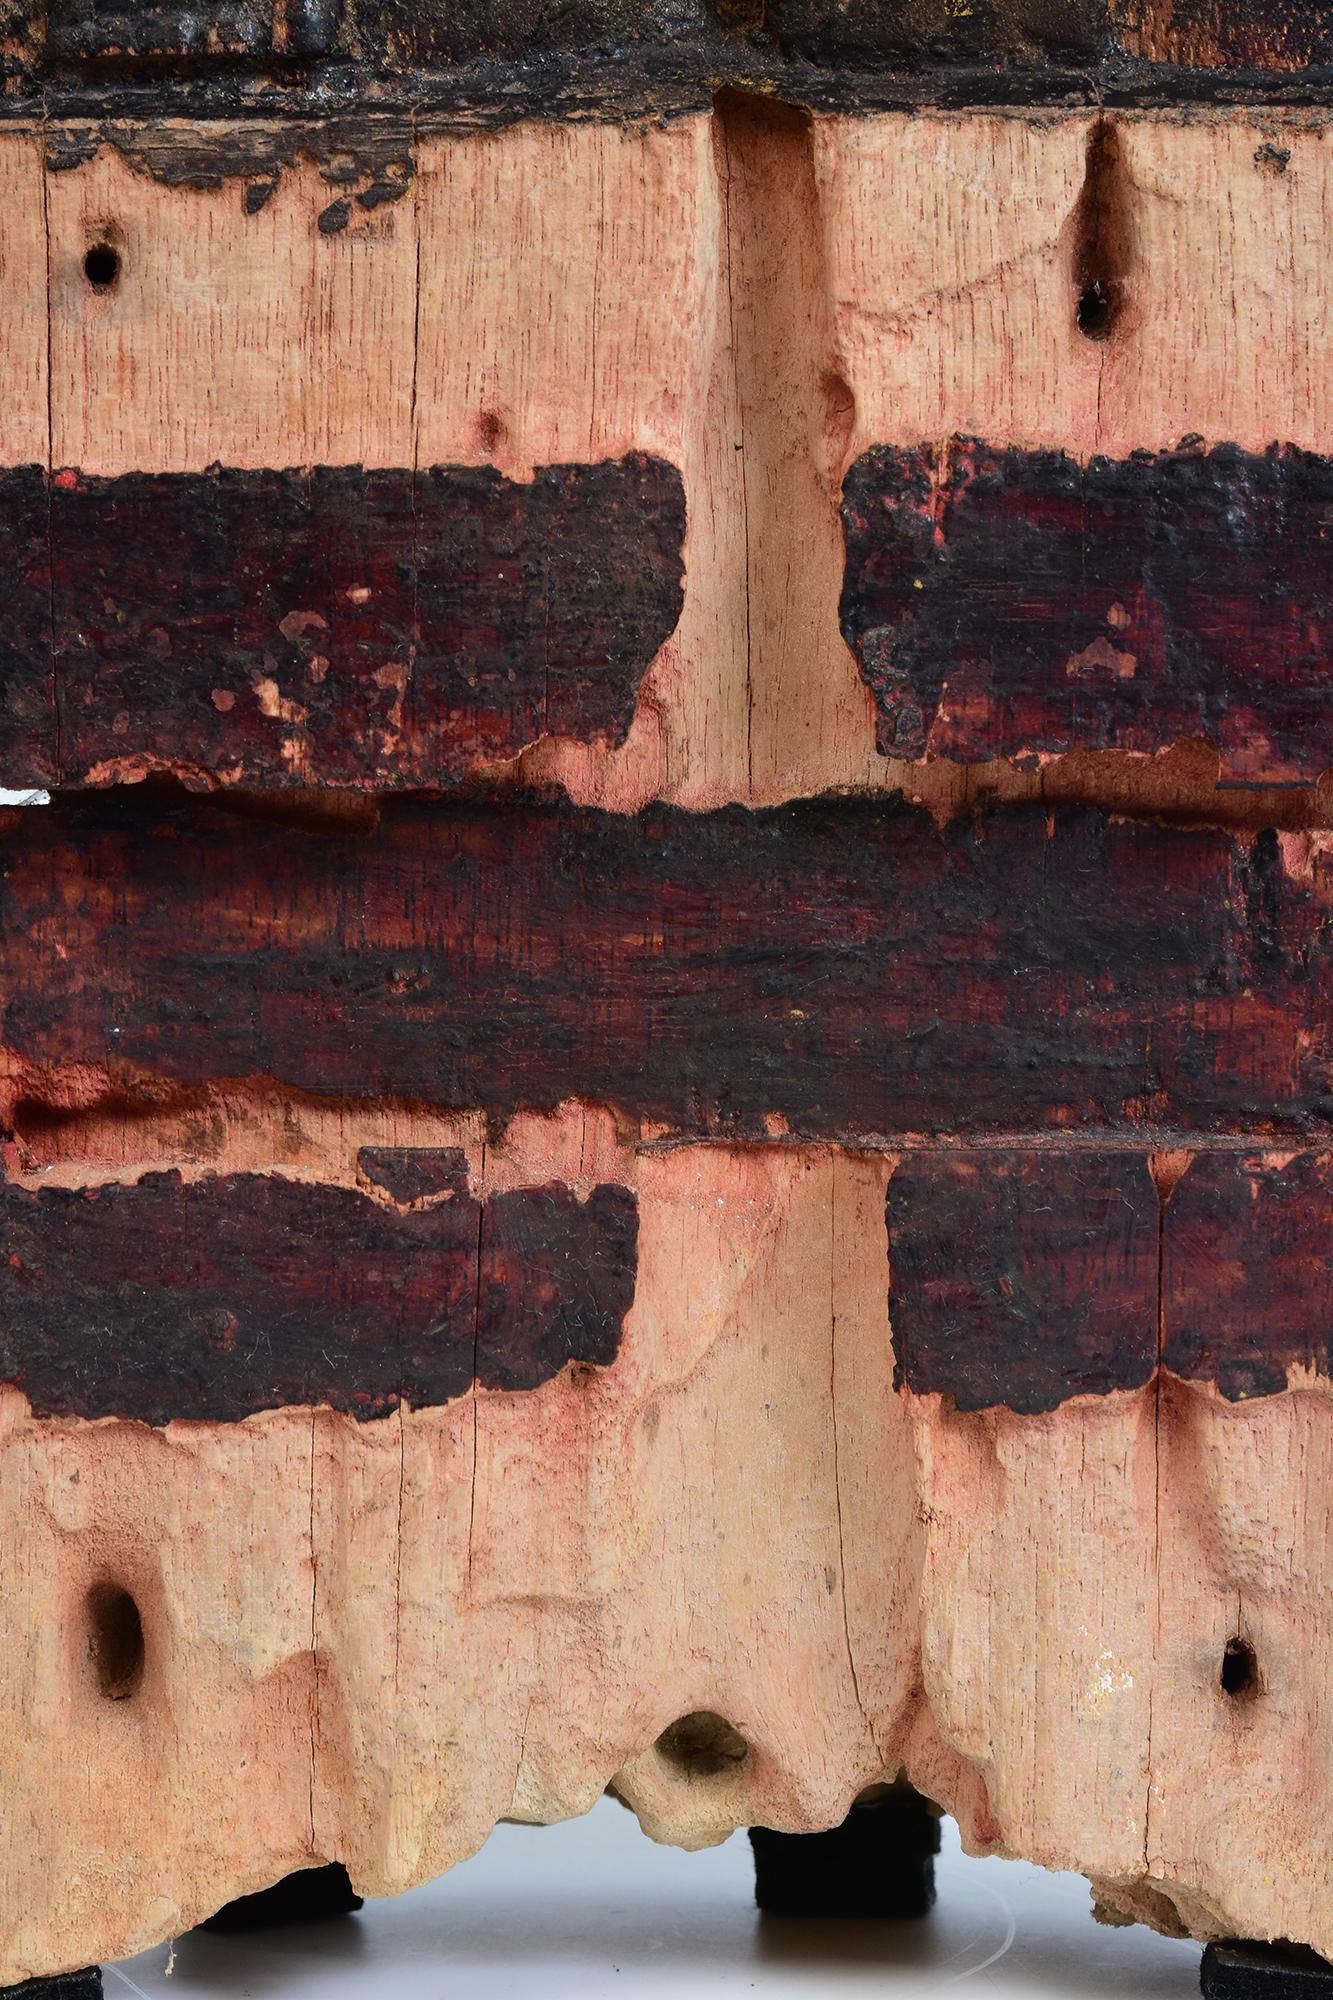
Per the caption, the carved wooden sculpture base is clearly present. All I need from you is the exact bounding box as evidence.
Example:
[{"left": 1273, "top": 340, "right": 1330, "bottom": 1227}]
[{"left": 5, "top": 0, "right": 1333, "bottom": 1989}]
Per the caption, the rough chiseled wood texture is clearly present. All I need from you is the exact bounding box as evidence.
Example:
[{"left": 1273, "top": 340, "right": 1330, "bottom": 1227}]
[{"left": 6, "top": 91, "right": 1333, "bottom": 1992}]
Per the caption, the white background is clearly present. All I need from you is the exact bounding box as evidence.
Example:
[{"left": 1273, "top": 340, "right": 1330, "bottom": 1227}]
[{"left": 102, "top": 1798, "right": 1202, "bottom": 2000}]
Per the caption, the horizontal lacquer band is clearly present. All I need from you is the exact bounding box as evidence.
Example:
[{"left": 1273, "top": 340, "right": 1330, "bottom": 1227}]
[
  {"left": 0, "top": 457, "right": 685, "bottom": 788},
  {"left": 0, "top": 1168, "right": 638, "bottom": 1422},
  {"left": 3, "top": 793, "right": 1329, "bottom": 1140},
  {"left": 842, "top": 441, "right": 1333, "bottom": 784},
  {"left": 6, "top": 1143, "right": 1329, "bottom": 1425},
  {"left": 890, "top": 1151, "right": 1158, "bottom": 1412},
  {"left": 890, "top": 1149, "right": 1333, "bottom": 1413}
]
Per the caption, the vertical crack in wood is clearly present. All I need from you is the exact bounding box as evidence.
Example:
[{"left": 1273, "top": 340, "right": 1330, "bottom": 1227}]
[
  {"left": 39, "top": 137, "right": 58, "bottom": 786},
  {"left": 1074, "top": 114, "right": 1134, "bottom": 350},
  {"left": 465, "top": 1137, "right": 486, "bottom": 1594},
  {"left": 715, "top": 97, "right": 753, "bottom": 798},
  {"left": 828, "top": 1152, "right": 878, "bottom": 1765},
  {"left": 308, "top": 1407, "right": 320, "bottom": 1858},
  {"left": 393, "top": 1394, "right": 406, "bottom": 1768},
  {"left": 1145, "top": 1224, "right": 1162, "bottom": 1878},
  {"left": 712, "top": 88, "right": 866, "bottom": 804},
  {"left": 1143, "top": 1150, "right": 1179, "bottom": 1885}
]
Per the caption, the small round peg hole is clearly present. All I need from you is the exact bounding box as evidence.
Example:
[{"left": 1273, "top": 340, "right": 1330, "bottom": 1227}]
[
  {"left": 83, "top": 244, "right": 121, "bottom": 292},
  {"left": 1220, "top": 1636, "right": 1259, "bottom": 1699},
  {"left": 1076, "top": 280, "right": 1115, "bottom": 341},
  {"left": 87, "top": 1583, "right": 145, "bottom": 1699}
]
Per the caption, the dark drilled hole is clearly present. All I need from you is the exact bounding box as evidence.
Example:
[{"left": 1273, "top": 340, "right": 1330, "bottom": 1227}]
[
  {"left": 88, "top": 1583, "right": 144, "bottom": 1699},
  {"left": 655, "top": 1710, "right": 749, "bottom": 1779},
  {"left": 1221, "top": 1635, "right": 1259, "bottom": 1699},
  {"left": 1076, "top": 280, "right": 1115, "bottom": 340},
  {"left": 83, "top": 243, "right": 121, "bottom": 292},
  {"left": 1073, "top": 116, "right": 1132, "bottom": 344}
]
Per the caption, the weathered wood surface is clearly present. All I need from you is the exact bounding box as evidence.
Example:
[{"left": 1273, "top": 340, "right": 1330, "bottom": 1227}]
[
  {"left": 15, "top": 0, "right": 1333, "bottom": 125},
  {"left": 9, "top": 110, "right": 1333, "bottom": 803},
  {"left": 13, "top": 1140, "right": 1333, "bottom": 1424},
  {"left": 47, "top": 459, "right": 684, "bottom": 788},
  {"left": 6, "top": 795, "right": 1333, "bottom": 1140},
  {"left": 888, "top": 1151, "right": 1162, "bottom": 1413},
  {"left": 5, "top": 83, "right": 1333, "bottom": 1991},
  {"left": 842, "top": 441, "right": 1333, "bottom": 782},
  {"left": 892, "top": 1147, "right": 1333, "bottom": 1410},
  {"left": 1166, "top": 1151, "right": 1333, "bottom": 1399},
  {"left": 5, "top": 1112, "right": 1333, "bottom": 1979}
]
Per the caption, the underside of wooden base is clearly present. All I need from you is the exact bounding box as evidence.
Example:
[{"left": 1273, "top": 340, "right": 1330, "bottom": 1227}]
[{"left": 750, "top": 1789, "right": 940, "bottom": 1920}]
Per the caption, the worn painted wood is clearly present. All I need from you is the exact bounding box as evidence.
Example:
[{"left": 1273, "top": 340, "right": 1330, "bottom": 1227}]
[
  {"left": 14, "top": 0, "right": 1333, "bottom": 127},
  {"left": 46, "top": 459, "right": 684, "bottom": 788},
  {"left": 5, "top": 75, "right": 1333, "bottom": 1995},
  {"left": 5, "top": 1107, "right": 1333, "bottom": 1979},
  {"left": 1165, "top": 1151, "right": 1333, "bottom": 1399},
  {"left": 890, "top": 1148, "right": 1333, "bottom": 1412},
  {"left": 5, "top": 795, "right": 1330, "bottom": 1141},
  {"left": 19, "top": 111, "right": 1333, "bottom": 807},
  {"left": 888, "top": 1151, "right": 1161, "bottom": 1413},
  {"left": 21, "top": 1141, "right": 1333, "bottom": 1427},
  {"left": 1109, "top": 0, "right": 1333, "bottom": 72},
  {"left": 842, "top": 440, "right": 1333, "bottom": 783},
  {"left": 0, "top": 1170, "right": 638, "bottom": 1420}
]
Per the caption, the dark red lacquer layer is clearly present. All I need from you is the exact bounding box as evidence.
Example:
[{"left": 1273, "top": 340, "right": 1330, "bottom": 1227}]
[
  {"left": 888, "top": 1151, "right": 1160, "bottom": 1413},
  {"left": 0, "top": 1168, "right": 637, "bottom": 1422},
  {"left": 842, "top": 440, "right": 1333, "bottom": 784},
  {"left": 0, "top": 457, "right": 684, "bottom": 788},
  {"left": 1165, "top": 1150, "right": 1333, "bottom": 1401},
  {"left": 4, "top": 793, "right": 1331, "bottom": 1141}
]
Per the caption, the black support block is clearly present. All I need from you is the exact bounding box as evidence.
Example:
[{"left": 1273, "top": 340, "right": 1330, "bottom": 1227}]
[
  {"left": 201, "top": 1863, "right": 363, "bottom": 1933},
  {"left": 1203, "top": 1941, "right": 1333, "bottom": 1999},
  {"left": 1, "top": 1974, "right": 102, "bottom": 2000},
  {"left": 750, "top": 1788, "right": 941, "bottom": 1920}
]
